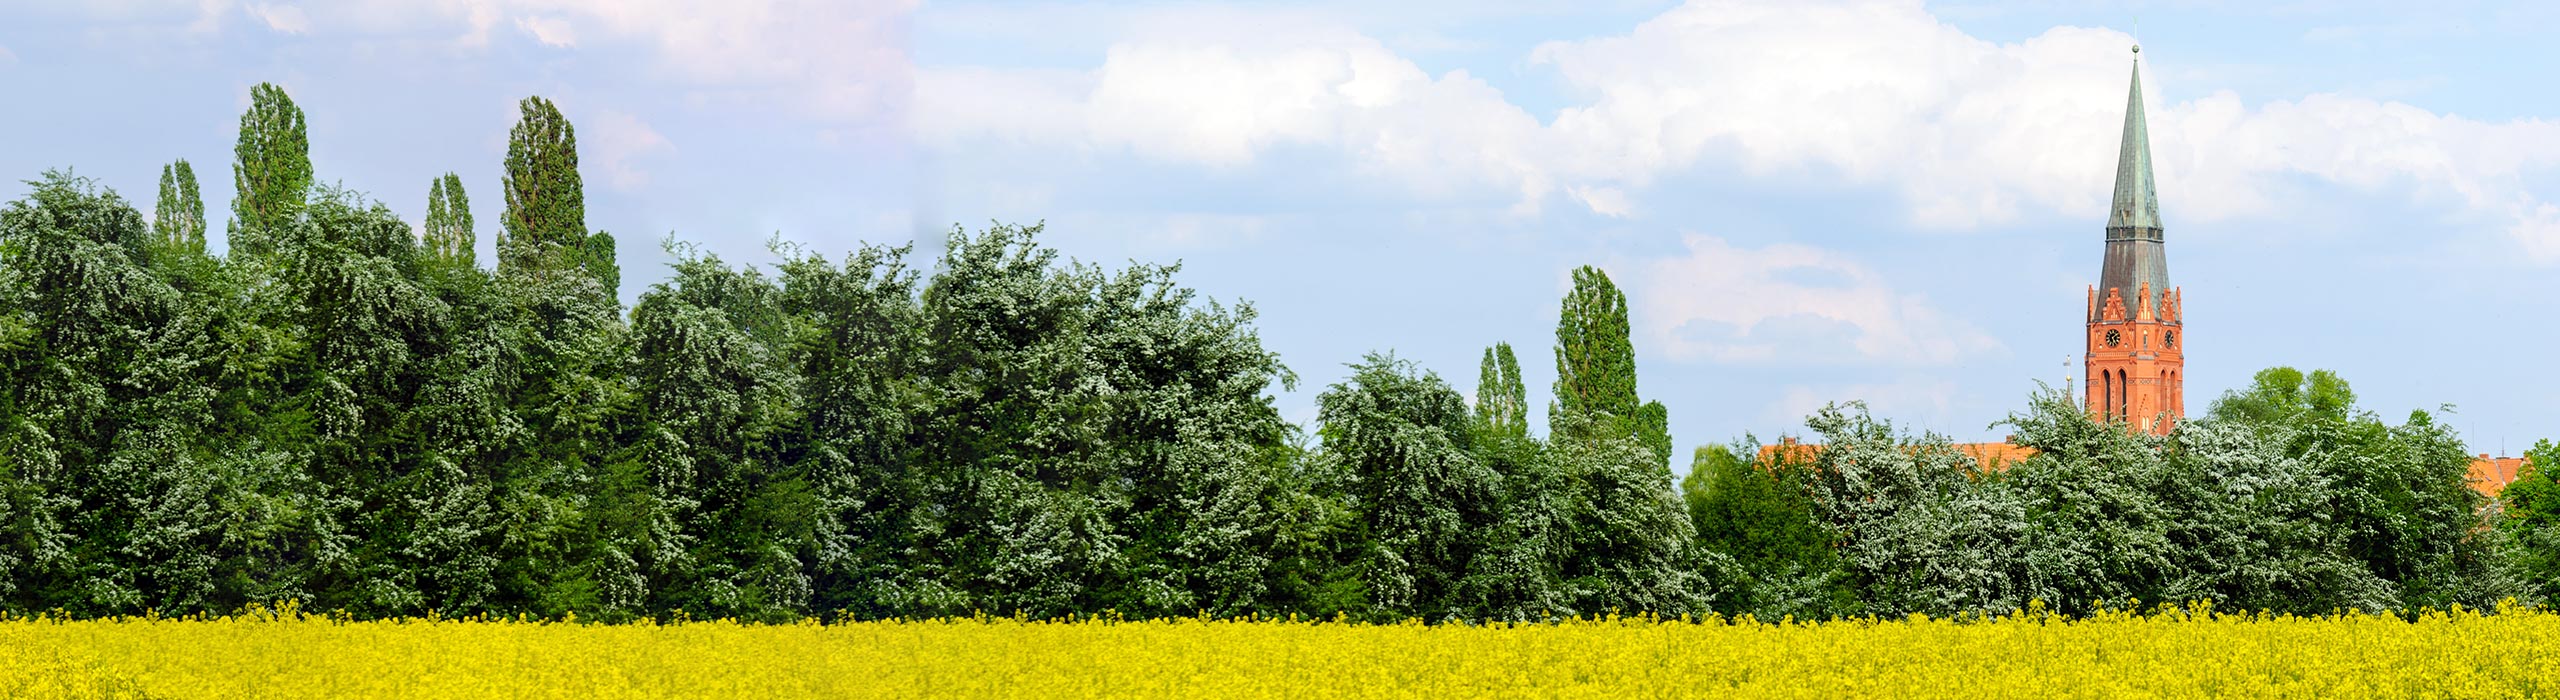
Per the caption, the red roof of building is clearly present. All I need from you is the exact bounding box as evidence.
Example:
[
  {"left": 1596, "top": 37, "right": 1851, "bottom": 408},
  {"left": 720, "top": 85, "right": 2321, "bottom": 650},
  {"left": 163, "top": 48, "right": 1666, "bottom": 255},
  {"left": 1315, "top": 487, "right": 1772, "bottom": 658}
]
[{"left": 2469, "top": 455, "right": 2533, "bottom": 498}]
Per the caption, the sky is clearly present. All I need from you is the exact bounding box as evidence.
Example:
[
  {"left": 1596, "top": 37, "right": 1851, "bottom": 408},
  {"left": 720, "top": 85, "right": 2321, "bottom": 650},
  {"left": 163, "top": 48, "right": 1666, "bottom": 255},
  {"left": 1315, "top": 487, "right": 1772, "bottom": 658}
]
[{"left": 3, "top": 0, "right": 2557, "bottom": 469}]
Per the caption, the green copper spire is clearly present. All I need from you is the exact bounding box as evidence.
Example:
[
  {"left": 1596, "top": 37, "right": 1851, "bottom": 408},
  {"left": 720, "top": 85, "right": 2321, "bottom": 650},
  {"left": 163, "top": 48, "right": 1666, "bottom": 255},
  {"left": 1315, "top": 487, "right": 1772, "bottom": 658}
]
[
  {"left": 2094, "top": 45, "right": 2172, "bottom": 322},
  {"left": 2108, "top": 47, "right": 2160, "bottom": 232}
]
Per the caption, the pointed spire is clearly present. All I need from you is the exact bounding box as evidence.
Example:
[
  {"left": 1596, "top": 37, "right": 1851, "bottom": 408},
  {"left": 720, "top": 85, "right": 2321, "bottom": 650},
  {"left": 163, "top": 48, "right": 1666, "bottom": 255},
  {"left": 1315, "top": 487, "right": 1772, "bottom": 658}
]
[
  {"left": 2092, "top": 45, "right": 2172, "bottom": 323},
  {"left": 2109, "top": 46, "right": 2160, "bottom": 232}
]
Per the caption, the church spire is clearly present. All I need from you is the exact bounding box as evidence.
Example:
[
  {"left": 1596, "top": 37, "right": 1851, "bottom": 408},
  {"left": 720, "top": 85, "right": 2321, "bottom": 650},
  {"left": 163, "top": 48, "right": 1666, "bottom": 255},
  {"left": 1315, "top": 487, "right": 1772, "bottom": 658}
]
[
  {"left": 2094, "top": 45, "right": 2171, "bottom": 322},
  {"left": 2109, "top": 46, "right": 2161, "bottom": 232},
  {"left": 2083, "top": 44, "right": 2184, "bottom": 436}
]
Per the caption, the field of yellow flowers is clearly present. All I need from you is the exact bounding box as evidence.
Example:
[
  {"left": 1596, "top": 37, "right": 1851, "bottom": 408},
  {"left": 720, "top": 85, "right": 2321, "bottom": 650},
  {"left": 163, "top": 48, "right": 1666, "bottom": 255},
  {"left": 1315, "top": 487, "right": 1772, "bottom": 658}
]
[{"left": 7, "top": 602, "right": 2560, "bottom": 699}]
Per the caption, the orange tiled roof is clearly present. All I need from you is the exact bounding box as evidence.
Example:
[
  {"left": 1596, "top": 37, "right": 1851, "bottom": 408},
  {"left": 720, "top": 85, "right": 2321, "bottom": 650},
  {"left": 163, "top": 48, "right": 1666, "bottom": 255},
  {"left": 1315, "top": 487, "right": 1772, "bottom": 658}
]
[
  {"left": 2470, "top": 455, "right": 2533, "bottom": 498},
  {"left": 1755, "top": 437, "right": 2036, "bottom": 471}
]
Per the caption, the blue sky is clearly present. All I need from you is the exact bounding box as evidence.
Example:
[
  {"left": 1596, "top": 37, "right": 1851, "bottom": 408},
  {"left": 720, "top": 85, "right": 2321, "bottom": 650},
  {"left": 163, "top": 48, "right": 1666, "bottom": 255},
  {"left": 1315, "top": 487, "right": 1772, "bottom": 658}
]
[{"left": 4, "top": 0, "right": 2556, "bottom": 467}]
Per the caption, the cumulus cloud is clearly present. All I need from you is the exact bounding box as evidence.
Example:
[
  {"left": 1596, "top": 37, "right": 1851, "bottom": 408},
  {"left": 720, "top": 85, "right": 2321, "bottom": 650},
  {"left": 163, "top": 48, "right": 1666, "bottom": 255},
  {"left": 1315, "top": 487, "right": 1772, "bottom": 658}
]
[
  {"left": 481, "top": 0, "right": 915, "bottom": 125},
  {"left": 54, "top": 0, "right": 914, "bottom": 127},
  {"left": 921, "top": 0, "right": 2560, "bottom": 263},
  {"left": 515, "top": 15, "right": 575, "bottom": 48},
  {"left": 919, "top": 28, "right": 1557, "bottom": 210},
  {"left": 1633, "top": 233, "right": 2000, "bottom": 366},
  {"left": 245, "top": 2, "right": 307, "bottom": 34},
  {"left": 585, "top": 108, "right": 673, "bottom": 192}
]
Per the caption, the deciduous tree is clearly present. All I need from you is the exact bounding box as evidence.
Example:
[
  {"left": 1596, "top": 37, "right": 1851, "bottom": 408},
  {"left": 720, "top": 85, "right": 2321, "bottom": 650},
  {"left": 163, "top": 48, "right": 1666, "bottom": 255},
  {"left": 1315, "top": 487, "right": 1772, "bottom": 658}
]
[{"left": 229, "top": 83, "right": 311, "bottom": 258}]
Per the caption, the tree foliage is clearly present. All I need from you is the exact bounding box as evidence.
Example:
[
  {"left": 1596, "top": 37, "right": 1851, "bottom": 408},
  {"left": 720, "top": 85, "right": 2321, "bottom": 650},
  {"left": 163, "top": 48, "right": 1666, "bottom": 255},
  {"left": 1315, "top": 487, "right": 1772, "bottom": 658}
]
[
  {"left": 1472, "top": 342, "right": 1528, "bottom": 440},
  {"left": 1684, "top": 443, "right": 1845, "bottom": 619},
  {"left": 154, "top": 159, "right": 206, "bottom": 256},
  {"left": 0, "top": 88, "right": 2538, "bottom": 625},
  {"left": 1551, "top": 265, "right": 1670, "bottom": 466},
  {"left": 423, "top": 173, "right": 474, "bottom": 268},
  {"left": 1757, "top": 377, "right": 2511, "bottom": 620},
  {"left": 500, "top": 96, "right": 614, "bottom": 293},
  {"left": 229, "top": 83, "right": 310, "bottom": 257}
]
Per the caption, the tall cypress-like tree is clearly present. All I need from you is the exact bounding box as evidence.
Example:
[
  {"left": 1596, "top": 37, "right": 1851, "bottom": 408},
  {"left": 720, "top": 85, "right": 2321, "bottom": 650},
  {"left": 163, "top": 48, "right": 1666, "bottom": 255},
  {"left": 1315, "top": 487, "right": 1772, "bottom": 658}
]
[
  {"left": 581, "top": 230, "right": 619, "bottom": 296},
  {"left": 153, "top": 159, "right": 206, "bottom": 255},
  {"left": 228, "top": 83, "right": 311, "bottom": 257},
  {"left": 500, "top": 96, "right": 581, "bottom": 274},
  {"left": 1551, "top": 265, "right": 1670, "bottom": 465},
  {"left": 499, "top": 96, "right": 616, "bottom": 296},
  {"left": 423, "top": 172, "right": 475, "bottom": 267},
  {"left": 1473, "top": 342, "right": 1528, "bottom": 439}
]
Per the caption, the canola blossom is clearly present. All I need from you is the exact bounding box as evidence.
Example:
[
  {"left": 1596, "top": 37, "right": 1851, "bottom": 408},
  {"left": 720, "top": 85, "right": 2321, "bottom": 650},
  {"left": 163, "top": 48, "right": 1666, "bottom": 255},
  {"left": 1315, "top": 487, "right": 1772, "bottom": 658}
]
[{"left": 6, "top": 603, "right": 2560, "bottom": 699}]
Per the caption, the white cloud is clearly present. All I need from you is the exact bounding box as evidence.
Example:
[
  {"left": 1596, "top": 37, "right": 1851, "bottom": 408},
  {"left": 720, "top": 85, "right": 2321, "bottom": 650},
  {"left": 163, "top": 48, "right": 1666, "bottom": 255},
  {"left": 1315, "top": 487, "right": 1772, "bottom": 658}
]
[
  {"left": 919, "top": 28, "right": 1557, "bottom": 210},
  {"left": 585, "top": 108, "right": 672, "bottom": 192},
  {"left": 0, "top": 43, "right": 16, "bottom": 67},
  {"left": 515, "top": 15, "right": 575, "bottom": 48},
  {"left": 1567, "top": 185, "right": 1632, "bottom": 218},
  {"left": 488, "top": 0, "right": 915, "bottom": 125},
  {"left": 245, "top": 2, "right": 307, "bottom": 34},
  {"left": 921, "top": 0, "right": 2560, "bottom": 263},
  {"left": 1633, "top": 233, "right": 2000, "bottom": 366},
  {"left": 2515, "top": 200, "right": 2560, "bottom": 263},
  {"left": 47, "top": 0, "right": 914, "bottom": 127}
]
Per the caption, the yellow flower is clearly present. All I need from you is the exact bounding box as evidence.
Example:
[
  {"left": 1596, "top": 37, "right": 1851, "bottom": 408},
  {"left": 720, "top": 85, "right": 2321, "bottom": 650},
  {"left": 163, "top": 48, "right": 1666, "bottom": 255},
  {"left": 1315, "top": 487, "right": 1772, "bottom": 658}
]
[{"left": 0, "top": 603, "right": 2553, "bottom": 699}]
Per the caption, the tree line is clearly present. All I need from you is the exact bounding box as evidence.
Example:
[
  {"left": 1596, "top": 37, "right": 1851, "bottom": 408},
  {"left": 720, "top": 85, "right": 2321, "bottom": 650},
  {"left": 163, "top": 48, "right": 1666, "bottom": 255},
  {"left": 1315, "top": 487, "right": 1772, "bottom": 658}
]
[{"left": 3, "top": 84, "right": 2554, "bottom": 623}]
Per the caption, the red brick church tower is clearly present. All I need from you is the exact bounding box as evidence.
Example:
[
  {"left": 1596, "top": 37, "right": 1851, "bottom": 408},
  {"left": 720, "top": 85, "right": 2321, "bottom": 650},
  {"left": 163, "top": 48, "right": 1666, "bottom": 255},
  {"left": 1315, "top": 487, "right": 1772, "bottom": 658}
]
[{"left": 2086, "top": 46, "right": 2183, "bottom": 435}]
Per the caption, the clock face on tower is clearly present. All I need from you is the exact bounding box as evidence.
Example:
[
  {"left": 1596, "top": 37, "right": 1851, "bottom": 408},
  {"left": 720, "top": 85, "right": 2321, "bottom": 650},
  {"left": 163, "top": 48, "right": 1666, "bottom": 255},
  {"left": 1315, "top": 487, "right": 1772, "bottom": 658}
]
[
  {"left": 2164, "top": 330, "right": 2176, "bottom": 348},
  {"left": 2104, "top": 329, "right": 2123, "bottom": 347}
]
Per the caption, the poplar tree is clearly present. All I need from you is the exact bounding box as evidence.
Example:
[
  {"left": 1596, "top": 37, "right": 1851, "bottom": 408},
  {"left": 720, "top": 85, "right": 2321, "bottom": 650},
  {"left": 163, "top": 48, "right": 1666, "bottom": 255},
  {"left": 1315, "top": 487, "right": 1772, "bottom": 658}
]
[
  {"left": 153, "top": 159, "right": 205, "bottom": 255},
  {"left": 1551, "top": 265, "right": 1671, "bottom": 465},
  {"left": 499, "top": 95, "right": 616, "bottom": 295},
  {"left": 1537, "top": 266, "right": 1700, "bottom": 616},
  {"left": 1472, "top": 342, "right": 1528, "bottom": 439},
  {"left": 229, "top": 82, "right": 311, "bottom": 258},
  {"left": 423, "top": 172, "right": 474, "bottom": 267}
]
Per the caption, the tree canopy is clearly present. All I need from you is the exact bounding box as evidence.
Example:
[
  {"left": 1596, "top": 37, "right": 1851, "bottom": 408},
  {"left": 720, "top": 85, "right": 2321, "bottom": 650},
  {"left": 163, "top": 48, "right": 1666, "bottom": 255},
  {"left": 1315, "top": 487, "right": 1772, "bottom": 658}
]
[{"left": 0, "top": 84, "right": 2540, "bottom": 623}]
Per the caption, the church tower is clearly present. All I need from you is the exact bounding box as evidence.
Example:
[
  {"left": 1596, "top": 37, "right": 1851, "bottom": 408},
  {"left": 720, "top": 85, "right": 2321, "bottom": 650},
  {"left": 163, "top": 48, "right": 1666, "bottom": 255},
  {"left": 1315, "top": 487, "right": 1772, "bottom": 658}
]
[{"left": 2086, "top": 46, "right": 2183, "bottom": 434}]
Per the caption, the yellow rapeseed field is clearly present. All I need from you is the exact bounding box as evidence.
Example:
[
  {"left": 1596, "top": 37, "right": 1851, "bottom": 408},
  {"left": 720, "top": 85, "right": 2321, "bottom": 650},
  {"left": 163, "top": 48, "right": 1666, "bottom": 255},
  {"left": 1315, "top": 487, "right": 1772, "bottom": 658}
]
[{"left": 6, "top": 602, "right": 2560, "bottom": 699}]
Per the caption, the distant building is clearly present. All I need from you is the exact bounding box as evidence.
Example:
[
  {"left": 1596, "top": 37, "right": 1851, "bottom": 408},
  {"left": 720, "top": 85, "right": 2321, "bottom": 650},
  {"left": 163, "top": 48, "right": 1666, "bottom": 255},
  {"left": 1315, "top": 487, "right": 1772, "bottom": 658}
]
[
  {"left": 2470, "top": 454, "right": 2534, "bottom": 498},
  {"left": 1754, "top": 48, "right": 2530, "bottom": 500},
  {"left": 2086, "top": 46, "right": 2184, "bottom": 435}
]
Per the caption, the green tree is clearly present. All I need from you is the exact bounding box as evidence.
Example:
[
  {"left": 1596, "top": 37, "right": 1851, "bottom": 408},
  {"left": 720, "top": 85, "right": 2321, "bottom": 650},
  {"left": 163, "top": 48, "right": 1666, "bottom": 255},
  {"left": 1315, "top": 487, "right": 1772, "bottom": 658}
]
[
  {"left": 771, "top": 239, "right": 930, "bottom": 617},
  {"left": 1684, "top": 443, "right": 1845, "bottom": 619},
  {"left": 189, "top": 184, "right": 460, "bottom": 616},
  {"left": 1461, "top": 342, "right": 1567, "bottom": 619},
  {"left": 620, "top": 245, "right": 806, "bottom": 621},
  {"left": 229, "top": 83, "right": 311, "bottom": 258},
  {"left": 153, "top": 159, "right": 206, "bottom": 255},
  {"left": 1316, "top": 353, "right": 1498, "bottom": 619},
  {"left": 2496, "top": 440, "right": 2560, "bottom": 606},
  {"left": 768, "top": 223, "right": 1295, "bottom": 621},
  {"left": 2208, "top": 366, "right": 2356, "bottom": 426},
  {"left": 2004, "top": 387, "right": 2388, "bottom": 615},
  {"left": 1551, "top": 265, "right": 1670, "bottom": 466},
  {"left": 1543, "top": 411, "right": 1712, "bottom": 617},
  {"left": 0, "top": 172, "right": 227, "bottom": 614},
  {"left": 499, "top": 96, "right": 618, "bottom": 296},
  {"left": 1472, "top": 342, "right": 1529, "bottom": 440},
  {"left": 2501, "top": 440, "right": 2560, "bottom": 531},
  {"left": 2207, "top": 368, "right": 2506, "bottom": 609},
  {"left": 1798, "top": 402, "right": 2028, "bottom": 618},
  {"left": 423, "top": 173, "right": 475, "bottom": 268}
]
